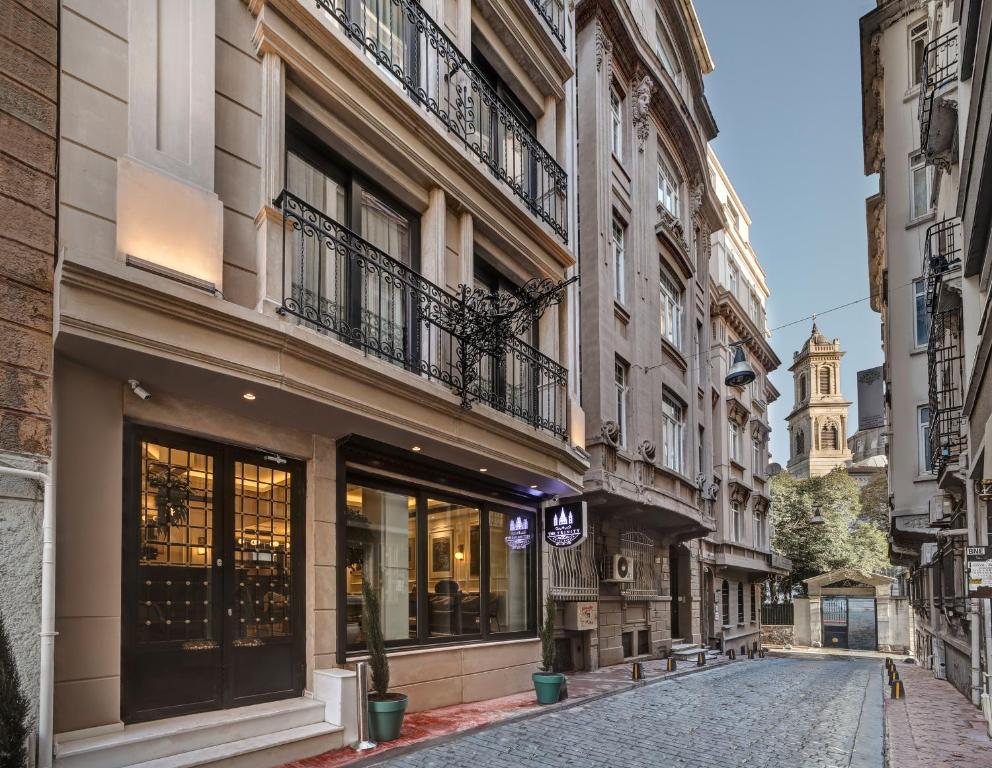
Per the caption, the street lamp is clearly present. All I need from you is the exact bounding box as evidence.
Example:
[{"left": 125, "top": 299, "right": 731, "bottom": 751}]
[
  {"left": 725, "top": 339, "right": 757, "bottom": 388},
  {"left": 810, "top": 505, "right": 826, "bottom": 525}
]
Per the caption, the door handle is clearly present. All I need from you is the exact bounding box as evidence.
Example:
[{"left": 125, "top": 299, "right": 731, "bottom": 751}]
[
  {"left": 228, "top": 608, "right": 233, "bottom": 617},
  {"left": 215, "top": 558, "right": 223, "bottom": 567}
]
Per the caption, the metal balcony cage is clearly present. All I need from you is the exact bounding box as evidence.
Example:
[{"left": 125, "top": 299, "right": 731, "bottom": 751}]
[
  {"left": 549, "top": 524, "right": 598, "bottom": 601},
  {"left": 314, "top": 0, "right": 568, "bottom": 242},
  {"left": 619, "top": 530, "right": 660, "bottom": 599},
  {"left": 928, "top": 305, "right": 964, "bottom": 473},
  {"left": 277, "top": 190, "right": 568, "bottom": 439},
  {"left": 919, "top": 29, "right": 958, "bottom": 153},
  {"left": 923, "top": 218, "right": 962, "bottom": 311}
]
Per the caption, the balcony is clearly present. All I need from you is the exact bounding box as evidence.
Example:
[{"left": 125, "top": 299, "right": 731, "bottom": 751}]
[
  {"left": 277, "top": 190, "right": 568, "bottom": 438},
  {"left": 924, "top": 218, "right": 961, "bottom": 311},
  {"left": 528, "top": 0, "right": 566, "bottom": 51},
  {"left": 919, "top": 29, "right": 959, "bottom": 158},
  {"left": 928, "top": 305, "right": 964, "bottom": 475},
  {"left": 315, "top": 0, "right": 568, "bottom": 242}
]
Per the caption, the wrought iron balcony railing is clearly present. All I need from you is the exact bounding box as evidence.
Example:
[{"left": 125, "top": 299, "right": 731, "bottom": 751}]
[
  {"left": 315, "top": 0, "right": 568, "bottom": 243},
  {"left": 277, "top": 190, "right": 568, "bottom": 438},
  {"left": 928, "top": 305, "right": 964, "bottom": 474},
  {"left": 919, "top": 29, "right": 958, "bottom": 154},
  {"left": 529, "top": 0, "right": 566, "bottom": 51},
  {"left": 923, "top": 218, "right": 961, "bottom": 311}
]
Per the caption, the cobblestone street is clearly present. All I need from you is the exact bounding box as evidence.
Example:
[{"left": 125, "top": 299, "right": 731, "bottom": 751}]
[{"left": 366, "top": 657, "right": 883, "bottom": 768}]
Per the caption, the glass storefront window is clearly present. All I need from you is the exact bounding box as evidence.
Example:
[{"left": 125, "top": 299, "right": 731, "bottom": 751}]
[
  {"left": 343, "top": 476, "right": 536, "bottom": 653},
  {"left": 345, "top": 485, "right": 417, "bottom": 649}
]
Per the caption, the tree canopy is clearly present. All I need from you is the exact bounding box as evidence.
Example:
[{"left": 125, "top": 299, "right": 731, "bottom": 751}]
[{"left": 770, "top": 468, "right": 889, "bottom": 597}]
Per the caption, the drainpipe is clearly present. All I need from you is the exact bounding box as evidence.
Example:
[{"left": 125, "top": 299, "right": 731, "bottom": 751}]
[
  {"left": 967, "top": 478, "right": 982, "bottom": 706},
  {"left": 0, "top": 464, "right": 56, "bottom": 768}
]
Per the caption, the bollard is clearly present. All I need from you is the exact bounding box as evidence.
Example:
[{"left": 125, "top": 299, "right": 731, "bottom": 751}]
[
  {"left": 353, "top": 661, "right": 377, "bottom": 751},
  {"left": 752, "top": 641, "right": 758, "bottom": 652},
  {"left": 727, "top": 648, "right": 736, "bottom": 660},
  {"left": 666, "top": 657, "right": 677, "bottom": 672},
  {"left": 888, "top": 669, "right": 900, "bottom": 684},
  {"left": 890, "top": 680, "right": 905, "bottom": 699},
  {"left": 632, "top": 661, "right": 644, "bottom": 681},
  {"left": 747, "top": 649, "right": 754, "bottom": 660},
  {"left": 758, "top": 649, "right": 765, "bottom": 658},
  {"left": 697, "top": 651, "right": 706, "bottom": 666}
]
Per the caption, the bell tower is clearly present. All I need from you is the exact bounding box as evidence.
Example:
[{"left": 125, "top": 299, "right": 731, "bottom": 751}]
[{"left": 786, "top": 320, "right": 853, "bottom": 478}]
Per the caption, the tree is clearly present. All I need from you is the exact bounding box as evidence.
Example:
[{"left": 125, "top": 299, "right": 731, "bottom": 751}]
[
  {"left": 770, "top": 468, "right": 889, "bottom": 597},
  {"left": 361, "top": 578, "right": 390, "bottom": 698},
  {"left": 0, "top": 609, "right": 28, "bottom": 768}
]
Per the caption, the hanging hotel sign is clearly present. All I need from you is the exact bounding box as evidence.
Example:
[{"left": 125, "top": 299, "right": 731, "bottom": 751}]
[
  {"left": 505, "top": 516, "right": 534, "bottom": 550},
  {"left": 967, "top": 547, "right": 992, "bottom": 598},
  {"left": 544, "top": 501, "right": 587, "bottom": 548}
]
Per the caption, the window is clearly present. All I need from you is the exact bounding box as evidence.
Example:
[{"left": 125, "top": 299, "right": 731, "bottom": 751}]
[
  {"left": 752, "top": 437, "right": 762, "bottom": 475},
  {"left": 799, "top": 374, "right": 807, "bottom": 403},
  {"left": 795, "top": 430, "right": 805, "bottom": 456},
  {"left": 612, "top": 216, "right": 626, "bottom": 304},
  {"left": 728, "top": 259, "right": 740, "bottom": 297},
  {"left": 750, "top": 584, "right": 758, "bottom": 623},
  {"left": 748, "top": 291, "right": 759, "bottom": 322},
  {"left": 918, "top": 405, "right": 934, "bottom": 474},
  {"left": 819, "top": 366, "right": 831, "bottom": 395},
  {"left": 659, "top": 269, "right": 683, "bottom": 349},
  {"left": 737, "top": 582, "right": 745, "bottom": 624},
  {"left": 821, "top": 423, "right": 839, "bottom": 451},
  {"left": 615, "top": 359, "right": 629, "bottom": 448},
  {"left": 755, "top": 513, "right": 766, "bottom": 550},
  {"left": 654, "top": 15, "right": 682, "bottom": 86},
  {"left": 910, "top": 20, "right": 928, "bottom": 88},
  {"left": 657, "top": 159, "right": 680, "bottom": 217},
  {"left": 696, "top": 320, "right": 705, "bottom": 372},
  {"left": 698, "top": 425, "right": 705, "bottom": 475},
  {"left": 610, "top": 89, "right": 623, "bottom": 159},
  {"left": 721, "top": 580, "right": 730, "bottom": 626},
  {"left": 914, "top": 278, "right": 930, "bottom": 347},
  {"left": 732, "top": 502, "right": 744, "bottom": 543},
  {"left": 343, "top": 479, "right": 537, "bottom": 652},
  {"left": 729, "top": 421, "right": 743, "bottom": 463},
  {"left": 910, "top": 152, "right": 932, "bottom": 221},
  {"left": 661, "top": 394, "right": 685, "bottom": 474}
]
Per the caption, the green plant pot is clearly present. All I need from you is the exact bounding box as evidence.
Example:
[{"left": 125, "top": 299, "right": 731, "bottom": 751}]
[
  {"left": 368, "top": 693, "right": 408, "bottom": 742},
  {"left": 532, "top": 671, "right": 565, "bottom": 705}
]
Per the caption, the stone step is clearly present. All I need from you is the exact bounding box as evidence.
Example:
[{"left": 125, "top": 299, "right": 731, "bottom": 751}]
[{"left": 54, "top": 699, "right": 334, "bottom": 768}]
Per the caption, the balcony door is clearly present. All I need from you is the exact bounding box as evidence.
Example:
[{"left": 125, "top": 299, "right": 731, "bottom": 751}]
[{"left": 122, "top": 426, "right": 305, "bottom": 723}]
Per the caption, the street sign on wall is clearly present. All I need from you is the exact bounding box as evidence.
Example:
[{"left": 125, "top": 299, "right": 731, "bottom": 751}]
[
  {"left": 967, "top": 546, "right": 992, "bottom": 598},
  {"left": 543, "top": 501, "right": 587, "bottom": 548}
]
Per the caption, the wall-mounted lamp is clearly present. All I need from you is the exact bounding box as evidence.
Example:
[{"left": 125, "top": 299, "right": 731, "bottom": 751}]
[
  {"left": 725, "top": 340, "right": 756, "bottom": 388},
  {"left": 455, "top": 544, "right": 465, "bottom": 561}
]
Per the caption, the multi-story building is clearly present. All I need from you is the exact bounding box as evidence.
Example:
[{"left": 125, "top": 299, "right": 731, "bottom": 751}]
[
  {"left": 785, "top": 323, "right": 854, "bottom": 479},
  {"left": 549, "top": 0, "right": 720, "bottom": 670},
  {"left": 44, "top": 0, "right": 587, "bottom": 764},
  {"left": 703, "top": 150, "right": 788, "bottom": 653},
  {"left": 861, "top": 0, "right": 990, "bottom": 712},
  {"left": 847, "top": 366, "right": 889, "bottom": 489}
]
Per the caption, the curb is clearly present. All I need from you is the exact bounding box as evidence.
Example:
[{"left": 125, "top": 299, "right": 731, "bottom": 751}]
[{"left": 351, "top": 657, "right": 738, "bottom": 767}]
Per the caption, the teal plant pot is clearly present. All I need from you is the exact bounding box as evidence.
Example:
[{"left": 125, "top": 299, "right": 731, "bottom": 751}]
[
  {"left": 532, "top": 671, "right": 565, "bottom": 705},
  {"left": 368, "top": 693, "right": 409, "bottom": 742}
]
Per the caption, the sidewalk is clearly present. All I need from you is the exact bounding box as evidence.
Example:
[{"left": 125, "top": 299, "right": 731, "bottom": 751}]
[
  {"left": 280, "top": 654, "right": 731, "bottom": 768},
  {"left": 883, "top": 662, "right": 992, "bottom": 767}
]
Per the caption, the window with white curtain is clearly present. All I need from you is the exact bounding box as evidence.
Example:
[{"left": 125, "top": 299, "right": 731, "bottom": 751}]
[
  {"left": 661, "top": 394, "right": 685, "bottom": 474},
  {"left": 612, "top": 216, "right": 626, "bottom": 305},
  {"left": 913, "top": 278, "right": 930, "bottom": 347},
  {"left": 732, "top": 502, "right": 743, "bottom": 543},
  {"left": 657, "top": 158, "right": 680, "bottom": 217},
  {"left": 910, "top": 20, "right": 928, "bottom": 88},
  {"left": 918, "top": 405, "right": 933, "bottom": 475},
  {"left": 729, "top": 421, "right": 743, "bottom": 463},
  {"left": 615, "top": 359, "right": 629, "bottom": 448},
  {"left": 728, "top": 259, "right": 740, "bottom": 297},
  {"left": 610, "top": 89, "right": 623, "bottom": 159},
  {"left": 752, "top": 437, "right": 762, "bottom": 475},
  {"left": 910, "top": 152, "right": 932, "bottom": 221},
  {"left": 660, "top": 269, "right": 683, "bottom": 349}
]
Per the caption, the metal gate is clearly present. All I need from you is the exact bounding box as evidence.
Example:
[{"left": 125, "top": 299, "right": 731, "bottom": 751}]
[{"left": 821, "top": 596, "right": 877, "bottom": 651}]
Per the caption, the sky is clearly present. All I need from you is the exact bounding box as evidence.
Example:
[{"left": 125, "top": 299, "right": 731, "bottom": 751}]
[{"left": 694, "top": 0, "right": 881, "bottom": 466}]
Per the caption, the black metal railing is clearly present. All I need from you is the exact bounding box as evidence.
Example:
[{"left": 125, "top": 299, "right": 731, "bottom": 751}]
[
  {"left": 761, "top": 603, "right": 793, "bottom": 626},
  {"left": 277, "top": 190, "right": 568, "bottom": 438},
  {"left": 928, "top": 306, "right": 964, "bottom": 474},
  {"left": 923, "top": 218, "right": 962, "bottom": 311},
  {"left": 919, "top": 29, "right": 958, "bottom": 153},
  {"left": 528, "top": 0, "right": 566, "bottom": 50},
  {"left": 315, "top": 0, "right": 568, "bottom": 242}
]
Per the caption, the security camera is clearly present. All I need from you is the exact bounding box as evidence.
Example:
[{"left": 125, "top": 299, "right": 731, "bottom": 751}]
[
  {"left": 128, "top": 379, "right": 151, "bottom": 401},
  {"left": 551, "top": 494, "right": 560, "bottom": 505}
]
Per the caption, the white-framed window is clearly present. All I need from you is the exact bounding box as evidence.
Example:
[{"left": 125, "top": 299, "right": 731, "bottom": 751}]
[
  {"left": 731, "top": 501, "right": 743, "bottom": 543},
  {"left": 918, "top": 405, "right": 933, "bottom": 475},
  {"left": 660, "top": 269, "right": 683, "bottom": 350},
  {"left": 661, "top": 394, "right": 685, "bottom": 474},
  {"left": 748, "top": 290, "right": 759, "bottom": 322},
  {"left": 610, "top": 89, "right": 623, "bottom": 159},
  {"left": 729, "top": 420, "right": 743, "bottom": 463},
  {"left": 913, "top": 278, "right": 930, "bottom": 347},
  {"left": 615, "top": 359, "right": 629, "bottom": 448},
  {"left": 657, "top": 158, "right": 680, "bottom": 217},
  {"left": 654, "top": 14, "right": 681, "bottom": 86},
  {"left": 752, "top": 437, "right": 762, "bottom": 475},
  {"left": 910, "top": 152, "right": 932, "bottom": 221},
  {"left": 910, "top": 20, "right": 928, "bottom": 88},
  {"left": 755, "top": 512, "right": 766, "bottom": 549},
  {"left": 612, "top": 215, "right": 626, "bottom": 304},
  {"left": 728, "top": 259, "right": 740, "bottom": 297}
]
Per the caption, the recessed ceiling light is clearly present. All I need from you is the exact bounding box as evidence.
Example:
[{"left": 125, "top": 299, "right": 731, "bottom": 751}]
[
  {"left": 243, "top": 392, "right": 256, "bottom": 401},
  {"left": 412, "top": 446, "right": 422, "bottom": 452},
  {"left": 530, "top": 484, "right": 538, "bottom": 489},
  {"left": 479, "top": 468, "right": 488, "bottom": 473}
]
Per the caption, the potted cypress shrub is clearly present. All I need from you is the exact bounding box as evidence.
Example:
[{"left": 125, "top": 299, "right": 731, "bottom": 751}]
[
  {"left": 0, "top": 609, "right": 28, "bottom": 768},
  {"left": 362, "top": 579, "right": 408, "bottom": 742},
  {"left": 531, "top": 596, "right": 564, "bottom": 704}
]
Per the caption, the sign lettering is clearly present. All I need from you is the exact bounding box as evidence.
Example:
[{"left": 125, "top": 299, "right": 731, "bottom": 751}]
[{"left": 543, "top": 501, "right": 587, "bottom": 548}]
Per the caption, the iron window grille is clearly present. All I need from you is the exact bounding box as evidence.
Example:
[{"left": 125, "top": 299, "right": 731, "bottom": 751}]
[
  {"left": 277, "top": 190, "right": 568, "bottom": 438},
  {"left": 549, "top": 524, "right": 598, "bottom": 601},
  {"left": 736, "top": 582, "right": 744, "bottom": 624},
  {"left": 919, "top": 29, "right": 958, "bottom": 154},
  {"left": 928, "top": 306, "right": 964, "bottom": 474},
  {"left": 923, "top": 218, "right": 962, "bottom": 311},
  {"left": 620, "top": 530, "right": 660, "bottom": 599},
  {"left": 314, "top": 0, "right": 568, "bottom": 243},
  {"left": 528, "top": 0, "right": 566, "bottom": 51}
]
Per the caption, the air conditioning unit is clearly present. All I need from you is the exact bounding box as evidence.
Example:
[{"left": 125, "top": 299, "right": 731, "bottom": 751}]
[
  {"left": 605, "top": 554, "right": 633, "bottom": 582},
  {"left": 929, "top": 494, "right": 954, "bottom": 527},
  {"left": 921, "top": 542, "right": 938, "bottom": 566}
]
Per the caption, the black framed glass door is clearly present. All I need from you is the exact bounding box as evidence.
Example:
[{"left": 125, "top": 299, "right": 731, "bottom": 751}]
[{"left": 122, "top": 426, "right": 305, "bottom": 723}]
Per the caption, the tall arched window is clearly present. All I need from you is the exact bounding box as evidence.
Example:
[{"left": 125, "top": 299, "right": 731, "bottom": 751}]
[
  {"left": 721, "top": 580, "right": 730, "bottom": 626},
  {"left": 750, "top": 584, "right": 758, "bottom": 623},
  {"left": 799, "top": 374, "right": 807, "bottom": 402},
  {"left": 819, "top": 366, "right": 831, "bottom": 394},
  {"left": 737, "top": 583, "right": 745, "bottom": 624},
  {"left": 795, "top": 430, "right": 805, "bottom": 456},
  {"left": 821, "top": 423, "right": 838, "bottom": 451}
]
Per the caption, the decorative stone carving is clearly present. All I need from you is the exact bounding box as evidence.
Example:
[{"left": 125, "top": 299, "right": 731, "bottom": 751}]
[
  {"left": 727, "top": 397, "right": 750, "bottom": 426},
  {"left": 630, "top": 74, "right": 655, "bottom": 152},
  {"left": 601, "top": 419, "right": 620, "bottom": 446},
  {"left": 728, "top": 480, "right": 752, "bottom": 505},
  {"left": 595, "top": 21, "right": 612, "bottom": 74},
  {"left": 638, "top": 440, "right": 657, "bottom": 463},
  {"left": 690, "top": 181, "right": 704, "bottom": 218},
  {"left": 657, "top": 206, "right": 688, "bottom": 255},
  {"left": 753, "top": 495, "right": 770, "bottom": 515}
]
